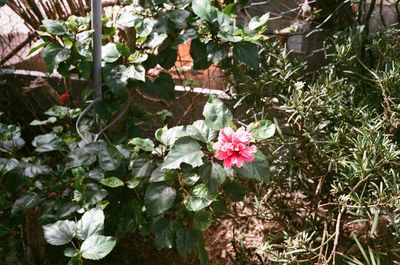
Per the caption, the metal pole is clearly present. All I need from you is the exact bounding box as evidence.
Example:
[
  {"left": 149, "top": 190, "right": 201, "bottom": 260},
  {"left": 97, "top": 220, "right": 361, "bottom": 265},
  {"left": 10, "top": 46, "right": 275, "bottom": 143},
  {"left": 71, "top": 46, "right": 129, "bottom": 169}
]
[{"left": 91, "top": 0, "right": 102, "bottom": 127}]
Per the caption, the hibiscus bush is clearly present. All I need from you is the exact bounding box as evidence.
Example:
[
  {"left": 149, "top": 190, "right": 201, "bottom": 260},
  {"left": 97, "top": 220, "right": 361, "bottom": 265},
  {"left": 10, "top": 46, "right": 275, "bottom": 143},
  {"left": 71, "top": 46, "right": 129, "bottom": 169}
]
[{"left": 0, "top": 93, "right": 274, "bottom": 264}]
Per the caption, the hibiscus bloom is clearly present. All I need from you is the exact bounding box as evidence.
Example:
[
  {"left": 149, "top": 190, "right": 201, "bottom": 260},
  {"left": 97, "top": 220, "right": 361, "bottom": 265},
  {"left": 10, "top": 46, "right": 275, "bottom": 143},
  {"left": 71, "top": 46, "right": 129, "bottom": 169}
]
[
  {"left": 213, "top": 127, "right": 257, "bottom": 168},
  {"left": 59, "top": 92, "right": 70, "bottom": 103}
]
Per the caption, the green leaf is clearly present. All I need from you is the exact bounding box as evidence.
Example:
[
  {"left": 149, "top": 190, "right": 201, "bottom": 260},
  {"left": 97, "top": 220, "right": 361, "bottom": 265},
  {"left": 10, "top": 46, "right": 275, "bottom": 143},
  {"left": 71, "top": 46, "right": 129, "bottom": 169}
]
[
  {"left": 88, "top": 169, "right": 104, "bottom": 181},
  {"left": 198, "top": 161, "right": 226, "bottom": 193},
  {"left": 153, "top": 218, "right": 177, "bottom": 249},
  {"left": 102, "top": 43, "right": 122, "bottom": 63},
  {"left": 45, "top": 105, "right": 69, "bottom": 118},
  {"left": 190, "top": 38, "right": 212, "bottom": 70},
  {"left": 223, "top": 3, "right": 237, "bottom": 15},
  {"left": 43, "top": 43, "right": 63, "bottom": 73},
  {"left": 65, "top": 147, "right": 97, "bottom": 170},
  {"left": 22, "top": 163, "right": 53, "bottom": 178},
  {"left": 158, "top": 48, "right": 178, "bottom": 70},
  {"left": 30, "top": 117, "right": 57, "bottom": 126},
  {"left": 28, "top": 39, "right": 48, "bottom": 56},
  {"left": 76, "top": 208, "right": 104, "bottom": 241},
  {"left": 206, "top": 41, "right": 228, "bottom": 64},
  {"left": 203, "top": 95, "right": 232, "bottom": 130},
  {"left": 130, "top": 155, "right": 156, "bottom": 178},
  {"left": 145, "top": 183, "right": 176, "bottom": 216},
  {"left": 248, "top": 119, "right": 275, "bottom": 141},
  {"left": 136, "top": 17, "right": 157, "bottom": 37},
  {"left": 248, "top": 13, "right": 270, "bottom": 31},
  {"left": 176, "top": 227, "right": 198, "bottom": 257},
  {"left": 100, "top": 177, "right": 124, "bottom": 188},
  {"left": 103, "top": 65, "right": 128, "bottom": 94},
  {"left": 185, "top": 184, "right": 216, "bottom": 211},
  {"left": 192, "top": 0, "right": 218, "bottom": 23},
  {"left": 233, "top": 42, "right": 260, "bottom": 70},
  {"left": 161, "top": 137, "right": 204, "bottom": 170},
  {"left": 11, "top": 193, "right": 40, "bottom": 215},
  {"left": 98, "top": 145, "right": 121, "bottom": 171},
  {"left": 138, "top": 73, "right": 175, "bottom": 101},
  {"left": 157, "top": 125, "right": 187, "bottom": 146},
  {"left": 43, "top": 220, "right": 77, "bottom": 246},
  {"left": 126, "top": 64, "right": 146, "bottom": 82},
  {"left": 0, "top": 125, "right": 25, "bottom": 152},
  {"left": 32, "top": 133, "right": 67, "bottom": 153},
  {"left": 149, "top": 166, "right": 166, "bottom": 182},
  {"left": 43, "top": 19, "right": 67, "bottom": 35},
  {"left": 68, "top": 257, "right": 83, "bottom": 265},
  {"left": 80, "top": 235, "right": 116, "bottom": 260},
  {"left": 64, "top": 248, "right": 80, "bottom": 258},
  {"left": 235, "top": 151, "right": 269, "bottom": 182},
  {"left": 78, "top": 60, "right": 92, "bottom": 80},
  {"left": 128, "top": 137, "right": 154, "bottom": 152},
  {"left": 197, "top": 232, "right": 209, "bottom": 265},
  {"left": 193, "top": 211, "right": 213, "bottom": 231},
  {"left": 0, "top": 158, "right": 18, "bottom": 177},
  {"left": 186, "top": 120, "right": 217, "bottom": 143}
]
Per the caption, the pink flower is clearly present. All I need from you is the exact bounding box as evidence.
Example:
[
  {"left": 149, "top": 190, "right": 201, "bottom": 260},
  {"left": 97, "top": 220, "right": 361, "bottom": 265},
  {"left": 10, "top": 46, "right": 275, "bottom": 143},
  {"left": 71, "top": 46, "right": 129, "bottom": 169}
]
[{"left": 213, "top": 127, "right": 257, "bottom": 168}]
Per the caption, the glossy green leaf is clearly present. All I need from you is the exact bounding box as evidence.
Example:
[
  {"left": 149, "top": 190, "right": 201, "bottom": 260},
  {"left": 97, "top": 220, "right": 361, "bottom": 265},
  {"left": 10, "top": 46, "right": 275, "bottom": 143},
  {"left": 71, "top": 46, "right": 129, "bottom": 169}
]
[
  {"left": 65, "top": 147, "right": 97, "bottom": 170},
  {"left": 64, "top": 247, "right": 80, "bottom": 258},
  {"left": 145, "top": 183, "right": 176, "bottom": 216},
  {"left": 22, "top": 163, "right": 53, "bottom": 178},
  {"left": 76, "top": 208, "right": 105, "bottom": 240},
  {"left": 128, "top": 137, "right": 154, "bottom": 152},
  {"left": 43, "top": 43, "right": 63, "bottom": 73},
  {"left": 190, "top": 38, "right": 212, "bottom": 70},
  {"left": 203, "top": 95, "right": 232, "bottom": 130},
  {"left": 32, "top": 133, "right": 67, "bottom": 153},
  {"left": 11, "top": 193, "right": 40, "bottom": 215},
  {"left": 176, "top": 227, "right": 198, "bottom": 257},
  {"left": 0, "top": 158, "right": 18, "bottom": 177},
  {"left": 233, "top": 42, "right": 259, "bottom": 70},
  {"left": 235, "top": 151, "right": 269, "bottom": 182},
  {"left": 45, "top": 106, "right": 69, "bottom": 118},
  {"left": 185, "top": 184, "right": 216, "bottom": 211},
  {"left": 130, "top": 155, "right": 155, "bottom": 178},
  {"left": 28, "top": 39, "right": 48, "bottom": 55},
  {"left": 153, "top": 218, "right": 177, "bottom": 249},
  {"left": 103, "top": 65, "right": 128, "bottom": 94},
  {"left": 100, "top": 177, "right": 124, "bottom": 188},
  {"left": 102, "top": 43, "right": 121, "bottom": 63},
  {"left": 157, "top": 125, "right": 187, "bottom": 146},
  {"left": 138, "top": 73, "right": 175, "bottom": 101},
  {"left": 193, "top": 211, "right": 213, "bottom": 231},
  {"left": 98, "top": 145, "right": 121, "bottom": 171},
  {"left": 186, "top": 120, "right": 217, "bottom": 143},
  {"left": 43, "top": 220, "right": 77, "bottom": 246},
  {"left": 248, "top": 119, "right": 275, "bottom": 141},
  {"left": 248, "top": 13, "right": 270, "bottom": 31},
  {"left": 150, "top": 166, "right": 166, "bottom": 182},
  {"left": 29, "top": 117, "right": 57, "bottom": 126},
  {"left": 43, "top": 19, "right": 67, "bottom": 35},
  {"left": 161, "top": 137, "right": 204, "bottom": 170},
  {"left": 223, "top": 3, "right": 237, "bottom": 15},
  {"left": 126, "top": 64, "right": 146, "bottom": 82},
  {"left": 80, "top": 235, "right": 116, "bottom": 260},
  {"left": 198, "top": 161, "right": 226, "bottom": 192},
  {"left": 192, "top": 0, "right": 218, "bottom": 23}
]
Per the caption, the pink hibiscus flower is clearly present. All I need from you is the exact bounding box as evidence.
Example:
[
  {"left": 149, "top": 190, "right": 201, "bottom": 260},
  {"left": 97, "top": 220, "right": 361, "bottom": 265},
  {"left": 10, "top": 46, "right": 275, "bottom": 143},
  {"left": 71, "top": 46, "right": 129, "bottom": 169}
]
[{"left": 213, "top": 127, "right": 257, "bottom": 168}]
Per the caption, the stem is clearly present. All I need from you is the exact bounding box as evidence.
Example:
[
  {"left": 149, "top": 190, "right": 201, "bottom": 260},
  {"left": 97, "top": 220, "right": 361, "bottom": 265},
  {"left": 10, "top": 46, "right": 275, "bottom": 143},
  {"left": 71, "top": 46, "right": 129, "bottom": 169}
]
[{"left": 91, "top": 0, "right": 102, "bottom": 131}]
